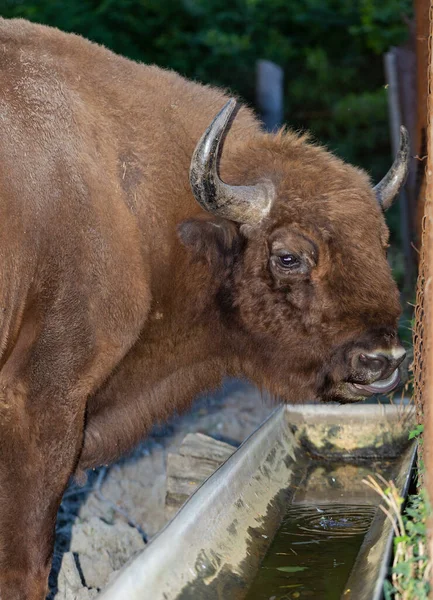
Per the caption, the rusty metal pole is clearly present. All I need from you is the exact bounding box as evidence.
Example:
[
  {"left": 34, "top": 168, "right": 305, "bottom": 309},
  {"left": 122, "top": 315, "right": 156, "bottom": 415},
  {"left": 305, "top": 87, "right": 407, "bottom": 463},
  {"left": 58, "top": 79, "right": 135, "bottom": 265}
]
[
  {"left": 417, "top": 0, "right": 433, "bottom": 585},
  {"left": 426, "top": 5, "right": 433, "bottom": 582}
]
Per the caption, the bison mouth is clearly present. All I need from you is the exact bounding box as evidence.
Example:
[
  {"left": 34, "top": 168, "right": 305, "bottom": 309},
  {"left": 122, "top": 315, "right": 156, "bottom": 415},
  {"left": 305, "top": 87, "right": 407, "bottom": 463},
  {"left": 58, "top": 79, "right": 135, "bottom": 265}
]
[{"left": 347, "top": 368, "right": 400, "bottom": 397}]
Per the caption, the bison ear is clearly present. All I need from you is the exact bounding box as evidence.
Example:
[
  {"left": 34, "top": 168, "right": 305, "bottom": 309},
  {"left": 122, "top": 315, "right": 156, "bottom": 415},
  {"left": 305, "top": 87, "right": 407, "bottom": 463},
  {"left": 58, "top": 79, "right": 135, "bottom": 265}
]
[{"left": 178, "top": 215, "right": 244, "bottom": 270}]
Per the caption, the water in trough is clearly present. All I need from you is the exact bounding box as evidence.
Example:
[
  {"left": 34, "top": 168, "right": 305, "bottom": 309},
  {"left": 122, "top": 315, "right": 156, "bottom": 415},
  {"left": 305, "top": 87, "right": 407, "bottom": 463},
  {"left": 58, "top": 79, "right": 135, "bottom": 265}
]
[
  {"left": 244, "top": 459, "right": 396, "bottom": 600},
  {"left": 244, "top": 503, "right": 375, "bottom": 600}
]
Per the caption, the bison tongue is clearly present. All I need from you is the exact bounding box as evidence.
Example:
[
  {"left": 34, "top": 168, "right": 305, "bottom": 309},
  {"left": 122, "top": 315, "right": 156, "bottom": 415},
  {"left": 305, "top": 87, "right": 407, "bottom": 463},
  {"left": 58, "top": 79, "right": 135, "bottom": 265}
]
[{"left": 352, "top": 368, "right": 400, "bottom": 395}]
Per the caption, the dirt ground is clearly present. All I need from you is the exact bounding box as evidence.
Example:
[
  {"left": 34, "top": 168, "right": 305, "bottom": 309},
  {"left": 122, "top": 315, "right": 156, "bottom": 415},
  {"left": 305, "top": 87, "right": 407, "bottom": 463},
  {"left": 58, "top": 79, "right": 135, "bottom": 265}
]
[{"left": 49, "top": 380, "right": 273, "bottom": 599}]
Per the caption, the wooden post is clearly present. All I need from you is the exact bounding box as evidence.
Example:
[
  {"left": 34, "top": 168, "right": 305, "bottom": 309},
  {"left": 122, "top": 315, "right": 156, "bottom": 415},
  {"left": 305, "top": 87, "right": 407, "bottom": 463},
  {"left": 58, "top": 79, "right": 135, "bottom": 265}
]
[
  {"left": 384, "top": 49, "right": 415, "bottom": 291},
  {"left": 394, "top": 37, "right": 418, "bottom": 229},
  {"left": 414, "top": 0, "right": 433, "bottom": 590},
  {"left": 256, "top": 60, "right": 284, "bottom": 131},
  {"left": 415, "top": 0, "right": 430, "bottom": 243},
  {"left": 424, "top": 3, "right": 433, "bottom": 586}
]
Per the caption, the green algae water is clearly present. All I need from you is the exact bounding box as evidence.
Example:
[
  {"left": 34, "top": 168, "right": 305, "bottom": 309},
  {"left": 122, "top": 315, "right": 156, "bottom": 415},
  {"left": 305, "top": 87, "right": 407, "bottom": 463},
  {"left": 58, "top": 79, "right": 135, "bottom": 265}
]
[{"left": 244, "top": 503, "right": 376, "bottom": 600}]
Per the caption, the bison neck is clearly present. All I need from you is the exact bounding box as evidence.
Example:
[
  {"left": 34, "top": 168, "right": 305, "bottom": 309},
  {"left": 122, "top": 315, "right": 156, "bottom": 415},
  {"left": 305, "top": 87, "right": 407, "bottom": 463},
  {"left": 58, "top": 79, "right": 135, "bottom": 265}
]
[{"left": 82, "top": 273, "right": 245, "bottom": 467}]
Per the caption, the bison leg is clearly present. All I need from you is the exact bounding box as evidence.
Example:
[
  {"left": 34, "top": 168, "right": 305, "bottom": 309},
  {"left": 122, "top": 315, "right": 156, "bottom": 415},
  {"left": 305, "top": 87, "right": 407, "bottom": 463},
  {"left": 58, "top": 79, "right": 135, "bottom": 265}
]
[{"left": 0, "top": 382, "right": 85, "bottom": 600}]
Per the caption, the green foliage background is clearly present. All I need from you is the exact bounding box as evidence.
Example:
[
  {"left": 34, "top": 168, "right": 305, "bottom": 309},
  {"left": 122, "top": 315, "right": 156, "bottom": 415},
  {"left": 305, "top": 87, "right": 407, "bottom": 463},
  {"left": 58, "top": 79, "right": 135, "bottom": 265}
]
[
  {"left": 0, "top": 0, "right": 412, "bottom": 178},
  {"left": 0, "top": 0, "right": 411, "bottom": 177},
  {"left": 0, "top": 0, "right": 413, "bottom": 266}
]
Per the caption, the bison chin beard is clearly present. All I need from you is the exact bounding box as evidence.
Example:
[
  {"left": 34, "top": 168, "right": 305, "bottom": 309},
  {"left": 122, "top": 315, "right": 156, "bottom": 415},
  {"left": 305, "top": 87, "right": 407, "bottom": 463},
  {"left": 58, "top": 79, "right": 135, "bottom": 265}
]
[
  {"left": 250, "top": 367, "right": 323, "bottom": 406},
  {"left": 319, "top": 385, "right": 371, "bottom": 405}
]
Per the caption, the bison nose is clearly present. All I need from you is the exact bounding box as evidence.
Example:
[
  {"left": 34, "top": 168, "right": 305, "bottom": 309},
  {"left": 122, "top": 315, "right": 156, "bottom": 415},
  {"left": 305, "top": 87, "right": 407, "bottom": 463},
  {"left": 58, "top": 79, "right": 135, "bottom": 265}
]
[{"left": 355, "top": 346, "right": 406, "bottom": 377}]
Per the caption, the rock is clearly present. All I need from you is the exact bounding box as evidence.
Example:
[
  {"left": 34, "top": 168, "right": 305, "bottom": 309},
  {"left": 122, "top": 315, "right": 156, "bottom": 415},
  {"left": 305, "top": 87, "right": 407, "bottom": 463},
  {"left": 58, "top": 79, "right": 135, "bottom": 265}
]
[
  {"left": 57, "top": 552, "right": 82, "bottom": 591},
  {"left": 75, "top": 590, "right": 98, "bottom": 600},
  {"left": 78, "top": 447, "right": 167, "bottom": 538},
  {"left": 70, "top": 517, "right": 145, "bottom": 589},
  {"left": 56, "top": 552, "right": 98, "bottom": 599},
  {"left": 105, "top": 569, "right": 121, "bottom": 587}
]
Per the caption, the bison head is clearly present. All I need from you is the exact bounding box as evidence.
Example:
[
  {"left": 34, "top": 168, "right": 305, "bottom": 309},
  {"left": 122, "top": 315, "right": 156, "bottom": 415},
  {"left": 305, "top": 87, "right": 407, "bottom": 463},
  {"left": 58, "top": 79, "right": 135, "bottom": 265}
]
[{"left": 181, "top": 100, "right": 408, "bottom": 404}]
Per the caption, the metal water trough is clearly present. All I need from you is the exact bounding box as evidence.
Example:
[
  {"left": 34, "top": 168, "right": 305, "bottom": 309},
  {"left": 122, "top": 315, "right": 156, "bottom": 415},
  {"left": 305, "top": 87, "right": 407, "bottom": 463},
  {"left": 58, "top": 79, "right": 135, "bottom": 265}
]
[{"left": 99, "top": 403, "right": 416, "bottom": 600}]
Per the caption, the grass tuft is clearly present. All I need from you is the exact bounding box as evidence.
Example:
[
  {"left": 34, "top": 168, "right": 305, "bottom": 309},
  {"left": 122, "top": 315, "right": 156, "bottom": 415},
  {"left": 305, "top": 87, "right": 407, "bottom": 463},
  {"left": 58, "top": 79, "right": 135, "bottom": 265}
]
[{"left": 363, "top": 450, "right": 431, "bottom": 599}]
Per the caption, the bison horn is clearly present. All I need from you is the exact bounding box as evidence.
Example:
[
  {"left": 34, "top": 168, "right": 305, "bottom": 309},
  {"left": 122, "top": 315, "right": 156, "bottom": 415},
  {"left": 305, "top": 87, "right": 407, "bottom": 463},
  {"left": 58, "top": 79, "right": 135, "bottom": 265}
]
[
  {"left": 189, "top": 99, "right": 274, "bottom": 224},
  {"left": 374, "top": 126, "right": 410, "bottom": 210}
]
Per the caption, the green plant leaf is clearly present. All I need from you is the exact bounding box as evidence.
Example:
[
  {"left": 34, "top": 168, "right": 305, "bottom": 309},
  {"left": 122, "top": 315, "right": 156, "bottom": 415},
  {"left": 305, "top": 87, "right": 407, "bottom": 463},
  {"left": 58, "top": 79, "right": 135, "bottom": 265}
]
[
  {"left": 276, "top": 566, "right": 308, "bottom": 573},
  {"left": 409, "top": 424, "right": 424, "bottom": 439}
]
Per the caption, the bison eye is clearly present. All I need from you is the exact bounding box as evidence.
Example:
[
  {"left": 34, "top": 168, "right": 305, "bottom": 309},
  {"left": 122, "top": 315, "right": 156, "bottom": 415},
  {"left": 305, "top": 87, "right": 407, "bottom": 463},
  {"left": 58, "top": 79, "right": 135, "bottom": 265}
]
[{"left": 278, "top": 253, "right": 300, "bottom": 269}]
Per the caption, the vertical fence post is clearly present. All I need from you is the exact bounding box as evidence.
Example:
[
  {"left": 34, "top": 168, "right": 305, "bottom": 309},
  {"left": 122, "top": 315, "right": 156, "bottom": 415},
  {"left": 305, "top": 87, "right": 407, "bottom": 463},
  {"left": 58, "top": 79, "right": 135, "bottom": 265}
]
[
  {"left": 256, "top": 60, "right": 284, "bottom": 132},
  {"left": 384, "top": 49, "right": 415, "bottom": 293},
  {"left": 415, "top": 0, "right": 430, "bottom": 242}
]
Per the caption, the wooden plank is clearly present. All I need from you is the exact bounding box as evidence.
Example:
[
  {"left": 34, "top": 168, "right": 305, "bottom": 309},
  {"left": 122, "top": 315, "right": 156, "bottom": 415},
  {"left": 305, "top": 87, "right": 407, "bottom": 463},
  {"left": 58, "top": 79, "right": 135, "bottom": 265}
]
[
  {"left": 177, "top": 432, "right": 236, "bottom": 462},
  {"left": 167, "top": 453, "right": 223, "bottom": 490},
  {"left": 165, "top": 433, "right": 236, "bottom": 516}
]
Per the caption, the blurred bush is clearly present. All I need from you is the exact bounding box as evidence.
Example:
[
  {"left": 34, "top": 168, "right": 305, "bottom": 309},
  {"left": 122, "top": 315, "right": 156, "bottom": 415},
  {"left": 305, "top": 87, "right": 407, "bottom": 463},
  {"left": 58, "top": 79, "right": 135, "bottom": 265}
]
[
  {"left": 1, "top": 0, "right": 411, "bottom": 178},
  {"left": 2, "top": 0, "right": 413, "bottom": 275}
]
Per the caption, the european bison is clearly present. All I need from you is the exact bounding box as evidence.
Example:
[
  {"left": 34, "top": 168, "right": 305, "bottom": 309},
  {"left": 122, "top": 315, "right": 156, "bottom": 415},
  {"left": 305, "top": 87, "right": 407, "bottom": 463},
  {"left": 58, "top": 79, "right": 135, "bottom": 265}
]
[{"left": 0, "top": 18, "right": 407, "bottom": 599}]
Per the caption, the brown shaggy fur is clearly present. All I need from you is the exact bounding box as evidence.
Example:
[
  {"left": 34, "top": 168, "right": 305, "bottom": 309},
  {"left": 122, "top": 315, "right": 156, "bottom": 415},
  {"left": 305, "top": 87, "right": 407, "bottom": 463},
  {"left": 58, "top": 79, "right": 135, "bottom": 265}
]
[{"left": 0, "top": 18, "right": 402, "bottom": 599}]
